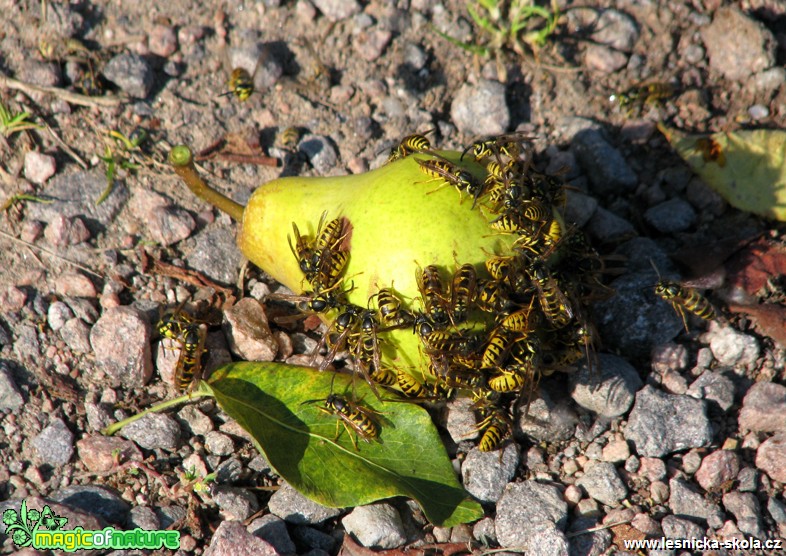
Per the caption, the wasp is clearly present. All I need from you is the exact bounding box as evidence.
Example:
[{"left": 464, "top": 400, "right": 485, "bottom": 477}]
[
  {"left": 460, "top": 133, "right": 530, "bottom": 163},
  {"left": 157, "top": 309, "right": 194, "bottom": 341},
  {"left": 279, "top": 127, "right": 301, "bottom": 151},
  {"left": 173, "top": 322, "right": 209, "bottom": 392},
  {"left": 482, "top": 328, "right": 513, "bottom": 369},
  {"left": 396, "top": 369, "right": 430, "bottom": 398},
  {"left": 307, "top": 394, "right": 381, "bottom": 449},
  {"left": 387, "top": 133, "right": 432, "bottom": 163},
  {"left": 476, "top": 278, "right": 513, "bottom": 314},
  {"left": 508, "top": 335, "right": 541, "bottom": 370},
  {"left": 416, "top": 159, "right": 483, "bottom": 204},
  {"left": 353, "top": 309, "right": 383, "bottom": 388},
  {"left": 220, "top": 67, "right": 255, "bottom": 101},
  {"left": 310, "top": 249, "right": 349, "bottom": 292},
  {"left": 317, "top": 304, "right": 363, "bottom": 371},
  {"left": 485, "top": 255, "right": 516, "bottom": 281},
  {"left": 487, "top": 370, "right": 526, "bottom": 393},
  {"left": 654, "top": 280, "right": 716, "bottom": 332},
  {"left": 475, "top": 406, "right": 511, "bottom": 452},
  {"left": 417, "top": 265, "right": 449, "bottom": 327},
  {"left": 499, "top": 304, "right": 537, "bottom": 333},
  {"left": 442, "top": 365, "right": 485, "bottom": 391},
  {"left": 372, "top": 287, "right": 413, "bottom": 328},
  {"left": 695, "top": 137, "right": 726, "bottom": 167},
  {"left": 527, "top": 259, "right": 573, "bottom": 329},
  {"left": 610, "top": 81, "right": 675, "bottom": 115},
  {"left": 450, "top": 264, "right": 477, "bottom": 324}
]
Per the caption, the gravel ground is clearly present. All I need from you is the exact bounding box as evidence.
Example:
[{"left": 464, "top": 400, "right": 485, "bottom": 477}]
[{"left": 1, "top": 0, "right": 786, "bottom": 554}]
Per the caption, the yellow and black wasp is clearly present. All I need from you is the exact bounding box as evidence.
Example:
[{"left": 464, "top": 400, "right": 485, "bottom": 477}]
[
  {"left": 654, "top": 280, "right": 716, "bottom": 332},
  {"left": 157, "top": 308, "right": 208, "bottom": 392},
  {"left": 610, "top": 81, "right": 675, "bottom": 116},
  {"left": 372, "top": 287, "right": 413, "bottom": 329},
  {"left": 305, "top": 393, "right": 381, "bottom": 450},
  {"left": 416, "top": 158, "right": 483, "bottom": 205},
  {"left": 526, "top": 258, "right": 573, "bottom": 329},
  {"left": 449, "top": 263, "right": 478, "bottom": 325},
  {"left": 460, "top": 132, "right": 531, "bottom": 163},
  {"left": 416, "top": 265, "right": 449, "bottom": 327},
  {"left": 474, "top": 404, "right": 512, "bottom": 452},
  {"left": 387, "top": 132, "right": 432, "bottom": 163}
]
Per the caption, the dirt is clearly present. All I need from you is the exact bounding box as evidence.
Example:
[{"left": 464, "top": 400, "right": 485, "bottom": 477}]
[{"left": 1, "top": 0, "right": 786, "bottom": 553}]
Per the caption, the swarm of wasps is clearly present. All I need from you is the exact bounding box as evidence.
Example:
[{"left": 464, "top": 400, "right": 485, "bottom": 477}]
[{"left": 269, "top": 132, "right": 620, "bottom": 453}]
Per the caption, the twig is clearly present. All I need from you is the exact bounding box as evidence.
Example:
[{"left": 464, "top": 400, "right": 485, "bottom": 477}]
[
  {"left": 0, "top": 228, "right": 103, "bottom": 278},
  {"left": 46, "top": 124, "right": 88, "bottom": 169},
  {"left": 0, "top": 72, "right": 127, "bottom": 108},
  {"left": 565, "top": 519, "right": 633, "bottom": 538}
]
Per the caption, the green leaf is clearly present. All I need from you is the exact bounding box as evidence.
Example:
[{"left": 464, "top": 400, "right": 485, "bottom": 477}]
[
  {"left": 202, "top": 361, "right": 483, "bottom": 527},
  {"left": 660, "top": 125, "right": 786, "bottom": 221}
]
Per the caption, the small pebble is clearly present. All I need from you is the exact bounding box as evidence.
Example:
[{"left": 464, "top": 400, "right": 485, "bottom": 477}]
[
  {"left": 591, "top": 9, "right": 639, "bottom": 52},
  {"left": 0, "top": 362, "right": 24, "bottom": 410},
  {"left": 102, "top": 53, "right": 155, "bottom": 98},
  {"left": 299, "top": 134, "right": 340, "bottom": 176},
  {"left": 353, "top": 29, "right": 392, "bottom": 62},
  {"left": 44, "top": 214, "right": 91, "bottom": 246},
  {"left": 31, "top": 418, "right": 74, "bottom": 465},
  {"left": 738, "top": 382, "right": 786, "bottom": 434},
  {"left": 223, "top": 297, "right": 278, "bottom": 362},
  {"left": 644, "top": 198, "right": 697, "bottom": 233},
  {"left": 495, "top": 481, "right": 568, "bottom": 548},
  {"left": 660, "top": 514, "right": 705, "bottom": 541},
  {"left": 26, "top": 170, "right": 127, "bottom": 226},
  {"left": 639, "top": 457, "right": 666, "bottom": 482},
  {"left": 625, "top": 385, "right": 712, "bottom": 458},
  {"left": 748, "top": 104, "right": 769, "bottom": 120},
  {"left": 47, "top": 301, "right": 74, "bottom": 331},
  {"left": 631, "top": 513, "right": 661, "bottom": 536},
  {"left": 213, "top": 486, "right": 260, "bottom": 521},
  {"left": 268, "top": 483, "right": 342, "bottom": 524},
  {"left": 517, "top": 390, "right": 577, "bottom": 442},
  {"left": 572, "top": 129, "right": 638, "bottom": 195},
  {"left": 52, "top": 485, "right": 131, "bottom": 525},
  {"left": 563, "top": 190, "right": 598, "bottom": 228},
  {"left": 76, "top": 435, "right": 142, "bottom": 473},
  {"left": 569, "top": 516, "right": 612, "bottom": 555},
  {"left": 311, "top": 0, "right": 361, "bottom": 21},
  {"left": 248, "top": 514, "right": 297, "bottom": 554},
  {"left": 450, "top": 80, "right": 509, "bottom": 136},
  {"left": 55, "top": 272, "right": 97, "bottom": 298},
  {"left": 526, "top": 522, "right": 570, "bottom": 556},
  {"left": 206, "top": 521, "right": 278, "bottom": 555},
  {"left": 706, "top": 323, "right": 760, "bottom": 367},
  {"left": 461, "top": 444, "right": 519, "bottom": 503},
  {"left": 129, "top": 506, "right": 160, "bottom": 531},
  {"left": 695, "top": 449, "right": 741, "bottom": 490},
  {"left": 59, "top": 318, "right": 92, "bottom": 353},
  {"left": 576, "top": 461, "right": 628, "bottom": 506},
  {"left": 205, "top": 431, "right": 235, "bottom": 456},
  {"left": 24, "top": 151, "right": 57, "bottom": 184},
  {"left": 445, "top": 397, "right": 479, "bottom": 443},
  {"left": 686, "top": 370, "right": 735, "bottom": 412},
  {"left": 755, "top": 433, "right": 786, "bottom": 483},
  {"left": 120, "top": 413, "right": 180, "bottom": 451},
  {"left": 472, "top": 517, "right": 497, "bottom": 545},
  {"left": 584, "top": 44, "right": 628, "bottom": 73},
  {"left": 186, "top": 228, "right": 242, "bottom": 285},
  {"left": 668, "top": 478, "right": 724, "bottom": 528},
  {"left": 341, "top": 503, "right": 407, "bottom": 549},
  {"left": 601, "top": 439, "right": 630, "bottom": 463},
  {"left": 148, "top": 24, "right": 178, "bottom": 57},
  {"left": 90, "top": 306, "right": 152, "bottom": 387},
  {"left": 700, "top": 6, "right": 776, "bottom": 81},
  {"left": 570, "top": 354, "right": 642, "bottom": 418},
  {"left": 584, "top": 207, "right": 636, "bottom": 244},
  {"left": 681, "top": 449, "right": 703, "bottom": 475},
  {"left": 723, "top": 491, "right": 765, "bottom": 539}
]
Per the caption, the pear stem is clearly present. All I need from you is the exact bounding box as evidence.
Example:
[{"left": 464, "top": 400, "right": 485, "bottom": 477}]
[{"left": 168, "top": 145, "right": 245, "bottom": 221}]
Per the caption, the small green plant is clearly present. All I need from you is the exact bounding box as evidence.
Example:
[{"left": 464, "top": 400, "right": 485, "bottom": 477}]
[
  {"left": 96, "top": 127, "right": 148, "bottom": 205},
  {"left": 0, "top": 101, "right": 42, "bottom": 137},
  {"left": 434, "top": 0, "right": 560, "bottom": 80}
]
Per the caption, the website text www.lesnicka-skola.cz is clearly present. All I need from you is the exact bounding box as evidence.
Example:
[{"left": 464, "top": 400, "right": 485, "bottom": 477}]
[{"left": 622, "top": 536, "right": 783, "bottom": 552}]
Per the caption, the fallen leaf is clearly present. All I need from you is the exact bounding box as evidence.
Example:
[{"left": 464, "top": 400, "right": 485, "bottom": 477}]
[
  {"left": 725, "top": 238, "right": 786, "bottom": 295},
  {"left": 727, "top": 303, "right": 786, "bottom": 347}
]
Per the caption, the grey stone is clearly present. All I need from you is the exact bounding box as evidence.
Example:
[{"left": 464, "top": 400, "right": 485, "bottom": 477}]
[
  {"left": 572, "top": 130, "right": 638, "bottom": 196},
  {"left": 186, "top": 227, "right": 243, "bottom": 285},
  {"left": 461, "top": 444, "right": 519, "bottom": 503},
  {"left": 47, "top": 301, "right": 74, "bottom": 331},
  {"left": 341, "top": 503, "right": 407, "bottom": 549},
  {"left": 60, "top": 318, "right": 92, "bottom": 353},
  {"left": 584, "top": 207, "right": 635, "bottom": 244},
  {"left": 451, "top": 80, "right": 510, "bottom": 136},
  {"left": 64, "top": 297, "right": 99, "bottom": 324},
  {"left": 767, "top": 497, "right": 786, "bottom": 525},
  {"left": 25, "top": 170, "right": 127, "bottom": 225},
  {"left": 177, "top": 405, "right": 214, "bottom": 436},
  {"left": 445, "top": 397, "right": 479, "bottom": 443},
  {"left": 707, "top": 324, "right": 760, "bottom": 367},
  {"left": 312, "top": 0, "right": 361, "bottom": 21},
  {"left": 353, "top": 29, "right": 393, "bottom": 62},
  {"left": 577, "top": 462, "right": 628, "bottom": 507},
  {"left": 686, "top": 370, "right": 735, "bottom": 412},
  {"left": 723, "top": 491, "right": 764, "bottom": 539},
  {"left": 299, "top": 134, "right": 340, "bottom": 176},
  {"left": 31, "top": 418, "right": 74, "bottom": 465},
  {"left": 102, "top": 53, "right": 155, "bottom": 98},
  {"left": 644, "top": 198, "right": 697, "bottom": 233},
  {"left": 570, "top": 354, "right": 642, "bottom": 418},
  {"left": 594, "top": 272, "right": 683, "bottom": 359},
  {"left": 120, "top": 413, "right": 180, "bottom": 451},
  {"left": 584, "top": 44, "right": 628, "bottom": 73},
  {"left": 205, "top": 431, "right": 235, "bottom": 456},
  {"left": 736, "top": 466, "right": 759, "bottom": 492},
  {"left": 495, "top": 481, "right": 568, "bottom": 547},
  {"left": 205, "top": 520, "right": 278, "bottom": 556},
  {"left": 739, "top": 382, "right": 786, "bottom": 433},
  {"left": 90, "top": 306, "right": 152, "bottom": 388},
  {"left": 568, "top": 516, "right": 612, "bottom": 556},
  {"left": 527, "top": 522, "right": 569, "bottom": 556},
  {"left": 0, "top": 362, "right": 24, "bottom": 410},
  {"left": 128, "top": 506, "right": 160, "bottom": 530},
  {"left": 213, "top": 486, "right": 259, "bottom": 521},
  {"left": 660, "top": 514, "right": 705, "bottom": 540},
  {"left": 701, "top": 7, "right": 776, "bottom": 81},
  {"left": 292, "top": 525, "right": 336, "bottom": 552},
  {"left": 517, "top": 390, "right": 577, "bottom": 442},
  {"left": 268, "top": 483, "right": 342, "bottom": 524},
  {"left": 564, "top": 190, "right": 598, "bottom": 228},
  {"left": 668, "top": 478, "right": 724, "bottom": 528},
  {"left": 472, "top": 517, "right": 497, "bottom": 545},
  {"left": 51, "top": 485, "right": 130, "bottom": 525},
  {"left": 248, "top": 514, "right": 296, "bottom": 554},
  {"left": 755, "top": 432, "right": 786, "bottom": 483},
  {"left": 625, "top": 386, "right": 712, "bottom": 457},
  {"left": 695, "top": 450, "right": 740, "bottom": 491},
  {"left": 155, "top": 504, "right": 187, "bottom": 529},
  {"left": 591, "top": 9, "right": 639, "bottom": 52},
  {"left": 223, "top": 297, "right": 278, "bottom": 362}
]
